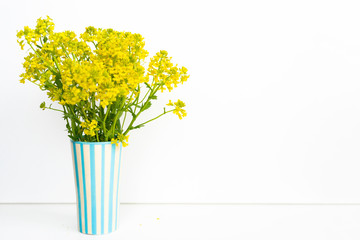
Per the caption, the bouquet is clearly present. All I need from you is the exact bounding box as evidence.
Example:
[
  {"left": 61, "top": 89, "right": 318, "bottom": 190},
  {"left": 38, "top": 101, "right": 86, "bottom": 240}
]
[{"left": 16, "top": 16, "right": 189, "bottom": 146}]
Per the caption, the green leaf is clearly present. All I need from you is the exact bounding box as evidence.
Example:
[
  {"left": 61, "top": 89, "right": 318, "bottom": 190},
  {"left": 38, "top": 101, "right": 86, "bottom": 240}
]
[
  {"left": 144, "top": 82, "right": 152, "bottom": 89},
  {"left": 40, "top": 102, "right": 46, "bottom": 110},
  {"left": 130, "top": 124, "right": 145, "bottom": 130},
  {"left": 68, "top": 135, "right": 75, "bottom": 141},
  {"left": 106, "top": 131, "right": 113, "bottom": 138},
  {"left": 43, "top": 36, "right": 48, "bottom": 43},
  {"left": 142, "top": 101, "right": 151, "bottom": 111},
  {"left": 54, "top": 74, "right": 62, "bottom": 88},
  {"left": 149, "top": 95, "right": 157, "bottom": 100},
  {"left": 65, "top": 123, "right": 71, "bottom": 131},
  {"left": 128, "top": 108, "right": 136, "bottom": 118}
]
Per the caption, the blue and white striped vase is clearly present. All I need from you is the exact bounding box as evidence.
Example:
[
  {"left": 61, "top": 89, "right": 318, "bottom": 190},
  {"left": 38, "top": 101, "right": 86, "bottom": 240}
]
[{"left": 70, "top": 141, "right": 122, "bottom": 235}]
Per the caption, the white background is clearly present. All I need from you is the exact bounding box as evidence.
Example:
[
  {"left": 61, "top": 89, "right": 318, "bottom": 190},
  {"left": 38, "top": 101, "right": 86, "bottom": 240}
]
[{"left": 1, "top": 0, "right": 360, "bottom": 204}]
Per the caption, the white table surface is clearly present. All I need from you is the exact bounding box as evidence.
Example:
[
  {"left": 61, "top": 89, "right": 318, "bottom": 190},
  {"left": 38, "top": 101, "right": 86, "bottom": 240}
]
[{"left": 0, "top": 203, "right": 359, "bottom": 240}]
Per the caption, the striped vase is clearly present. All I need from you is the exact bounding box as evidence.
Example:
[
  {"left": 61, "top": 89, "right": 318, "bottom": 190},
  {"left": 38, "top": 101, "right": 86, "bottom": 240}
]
[{"left": 70, "top": 141, "right": 122, "bottom": 235}]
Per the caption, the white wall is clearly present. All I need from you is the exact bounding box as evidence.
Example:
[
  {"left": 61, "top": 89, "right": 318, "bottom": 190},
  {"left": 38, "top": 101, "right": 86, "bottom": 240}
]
[{"left": 1, "top": 0, "right": 360, "bottom": 203}]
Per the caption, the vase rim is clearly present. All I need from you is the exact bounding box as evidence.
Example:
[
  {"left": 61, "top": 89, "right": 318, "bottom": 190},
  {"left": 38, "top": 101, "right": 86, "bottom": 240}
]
[{"left": 70, "top": 139, "right": 118, "bottom": 145}]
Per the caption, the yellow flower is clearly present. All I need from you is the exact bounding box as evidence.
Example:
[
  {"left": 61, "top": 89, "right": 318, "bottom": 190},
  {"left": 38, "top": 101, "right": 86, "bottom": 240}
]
[
  {"left": 81, "top": 120, "right": 99, "bottom": 137},
  {"left": 111, "top": 138, "right": 119, "bottom": 146},
  {"left": 17, "top": 40, "right": 25, "bottom": 50},
  {"left": 111, "top": 134, "right": 129, "bottom": 147},
  {"left": 174, "top": 99, "right": 185, "bottom": 108},
  {"left": 166, "top": 100, "right": 173, "bottom": 106},
  {"left": 17, "top": 17, "right": 189, "bottom": 143},
  {"left": 147, "top": 51, "right": 188, "bottom": 92},
  {"left": 172, "top": 99, "right": 186, "bottom": 119},
  {"left": 17, "top": 17, "right": 183, "bottom": 107}
]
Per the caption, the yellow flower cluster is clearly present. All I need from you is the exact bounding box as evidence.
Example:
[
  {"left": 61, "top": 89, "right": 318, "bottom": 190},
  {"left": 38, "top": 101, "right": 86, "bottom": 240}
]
[
  {"left": 16, "top": 16, "right": 55, "bottom": 49},
  {"left": 81, "top": 120, "right": 99, "bottom": 137},
  {"left": 17, "top": 17, "right": 189, "bottom": 144},
  {"left": 147, "top": 50, "right": 189, "bottom": 92},
  {"left": 167, "top": 100, "right": 187, "bottom": 119},
  {"left": 111, "top": 134, "right": 129, "bottom": 147},
  {"left": 17, "top": 17, "right": 150, "bottom": 108}
]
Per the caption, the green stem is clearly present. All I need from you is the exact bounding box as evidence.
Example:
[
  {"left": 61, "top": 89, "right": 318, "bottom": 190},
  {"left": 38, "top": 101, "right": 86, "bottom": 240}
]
[
  {"left": 135, "top": 110, "right": 173, "bottom": 127},
  {"left": 60, "top": 43, "right": 72, "bottom": 59},
  {"left": 80, "top": 106, "right": 87, "bottom": 121},
  {"left": 45, "top": 106, "right": 64, "bottom": 113},
  {"left": 110, "top": 97, "right": 126, "bottom": 137},
  {"left": 62, "top": 106, "right": 71, "bottom": 137},
  {"left": 53, "top": 56, "right": 61, "bottom": 72},
  {"left": 71, "top": 53, "right": 78, "bottom": 62},
  {"left": 121, "top": 111, "right": 127, "bottom": 132},
  {"left": 96, "top": 131, "right": 100, "bottom": 142},
  {"left": 103, "top": 107, "right": 111, "bottom": 141},
  {"left": 28, "top": 42, "right": 57, "bottom": 74},
  {"left": 138, "top": 80, "right": 154, "bottom": 104},
  {"left": 123, "top": 85, "right": 160, "bottom": 135},
  {"left": 71, "top": 118, "right": 76, "bottom": 140},
  {"left": 28, "top": 80, "right": 42, "bottom": 87}
]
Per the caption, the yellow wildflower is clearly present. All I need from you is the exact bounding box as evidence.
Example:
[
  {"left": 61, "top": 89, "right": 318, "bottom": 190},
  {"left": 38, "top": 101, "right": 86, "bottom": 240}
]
[
  {"left": 172, "top": 100, "right": 187, "bottom": 119},
  {"left": 111, "top": 138, "right": 119, "bottom": 146},
  {"left": 111, "top": 134, "right": 129, "bottom": 147},
  {"left": 81, "top": 120, "right": 99, "bottom": 137},
  {"left": 17, "top": 17, "right": 189, "bottom": 143}
]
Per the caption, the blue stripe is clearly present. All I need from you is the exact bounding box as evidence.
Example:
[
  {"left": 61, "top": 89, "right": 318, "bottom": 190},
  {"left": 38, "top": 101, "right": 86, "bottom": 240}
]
[
  {"left": 80, "top": 143, "right": 88, "bottom": 234},
  {"left": 108, "top": 144, "right": 116, "bottom": 233},
  {"left": 90, "top": 145, "right": 97, "bottom": 234},
  {"left": 101, "top": 144, "right": 105, "bottom": 234},
  {"left": 73, "top": 142, "right": 82, "bottom": 232},
  {"left": 115, "top": 144, "right": 122, "bottom": 229}
]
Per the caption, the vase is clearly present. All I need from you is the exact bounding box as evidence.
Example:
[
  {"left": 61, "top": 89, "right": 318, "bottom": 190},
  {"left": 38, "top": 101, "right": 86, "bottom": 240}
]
[{"left": 70, "top": 140, "right": 123, "bottom": 235}]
